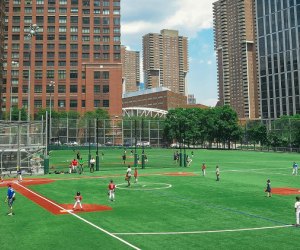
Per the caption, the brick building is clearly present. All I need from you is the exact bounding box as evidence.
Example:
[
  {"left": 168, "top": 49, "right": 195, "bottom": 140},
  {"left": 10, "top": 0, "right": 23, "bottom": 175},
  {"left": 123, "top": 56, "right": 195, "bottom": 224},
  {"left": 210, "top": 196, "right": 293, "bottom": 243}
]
[
  {"left": 121, "top": 46, "right": 140, "bottom": 93},
  {"left": 122, "top": 87, "right": 187, "bottom": 111},
  {"left": 3, "top": 0, "right": 122, "bottom": 118},
  {"left": 0, "top": 0, "right": 4, "bottom": 119}
]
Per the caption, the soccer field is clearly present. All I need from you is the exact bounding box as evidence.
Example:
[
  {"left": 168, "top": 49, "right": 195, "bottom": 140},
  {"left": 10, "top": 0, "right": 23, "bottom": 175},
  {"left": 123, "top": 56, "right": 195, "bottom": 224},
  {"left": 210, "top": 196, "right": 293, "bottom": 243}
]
[{"left": 0, "top": 148, "right": 299, "bottom": 250}]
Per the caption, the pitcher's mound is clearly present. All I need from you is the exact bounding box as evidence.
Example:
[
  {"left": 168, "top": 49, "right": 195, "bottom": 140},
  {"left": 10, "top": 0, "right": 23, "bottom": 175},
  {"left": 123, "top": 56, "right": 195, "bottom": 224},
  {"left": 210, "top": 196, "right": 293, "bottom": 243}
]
[{"left": 272, "top": 188, "right": 300, "bottom": 195}]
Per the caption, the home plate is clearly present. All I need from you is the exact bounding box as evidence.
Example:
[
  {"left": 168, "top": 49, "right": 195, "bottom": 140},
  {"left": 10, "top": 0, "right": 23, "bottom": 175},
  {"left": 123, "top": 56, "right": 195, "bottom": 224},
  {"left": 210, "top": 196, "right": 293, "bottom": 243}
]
[{"left": 60, "top": 209, "right": 73, "bottom": 213}]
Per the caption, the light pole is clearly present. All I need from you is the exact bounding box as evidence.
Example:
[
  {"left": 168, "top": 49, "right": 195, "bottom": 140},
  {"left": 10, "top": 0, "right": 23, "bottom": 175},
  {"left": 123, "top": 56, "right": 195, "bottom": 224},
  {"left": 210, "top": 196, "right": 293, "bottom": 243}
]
[
  {"left": 49, "top": 81, "right": 55, "bottom": 144},
  {"left": 10, "top": 61, "right": 19, "bottom": 121},
  {"left": 26, "top": 23, "right": 39, "bottom": 123}
]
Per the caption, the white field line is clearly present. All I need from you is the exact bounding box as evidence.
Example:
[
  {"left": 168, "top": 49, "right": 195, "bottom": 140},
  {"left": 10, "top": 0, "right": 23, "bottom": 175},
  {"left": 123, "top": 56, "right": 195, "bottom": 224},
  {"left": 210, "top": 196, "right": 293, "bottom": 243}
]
[
  {"left": 113, "top": 225, "right": 293, "bottom": 236},
  {"left": 14, "top": 182, "right": 141, "bottom": 250}
]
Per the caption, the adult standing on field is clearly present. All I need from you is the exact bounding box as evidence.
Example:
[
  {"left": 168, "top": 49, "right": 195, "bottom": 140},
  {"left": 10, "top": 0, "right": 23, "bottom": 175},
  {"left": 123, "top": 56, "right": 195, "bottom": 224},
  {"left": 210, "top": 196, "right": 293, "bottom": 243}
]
[
  {"left": 295, "top": 196, "right": 300, "bottom": 226},
  {"left": 292, "top": 162, "right": 298, "bottom": 175},
  {"left": 265, "top": 179, "right": 272, "bottom": 197},
  {"left": 90, "top": 157, "right": 95, "bottom": 173},
  {"left": 5, "top": 184, "right": 16, "bottom": 215},
  {"left": 78, "top": 158, "right": 84, "bottom": 174},
  {"left": 216, "top": 165, "right": 220, "bottom": 181}
]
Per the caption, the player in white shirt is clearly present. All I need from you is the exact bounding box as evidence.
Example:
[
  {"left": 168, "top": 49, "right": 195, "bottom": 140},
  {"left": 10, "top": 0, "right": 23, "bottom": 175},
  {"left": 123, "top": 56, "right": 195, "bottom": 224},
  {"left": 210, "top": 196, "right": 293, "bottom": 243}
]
[
  {"left": 126, "top": 165, "right": 132, "bottom": 187},
  {"left": 295, "top": 196, "right": 300, "bottom": 226}
]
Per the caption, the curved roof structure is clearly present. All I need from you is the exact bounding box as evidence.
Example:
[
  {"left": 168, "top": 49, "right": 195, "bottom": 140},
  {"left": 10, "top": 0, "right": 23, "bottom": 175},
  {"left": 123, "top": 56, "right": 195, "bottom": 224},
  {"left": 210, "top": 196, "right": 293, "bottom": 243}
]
[{"left": 122, "top": 107, "right": 168, "bottom": 118}]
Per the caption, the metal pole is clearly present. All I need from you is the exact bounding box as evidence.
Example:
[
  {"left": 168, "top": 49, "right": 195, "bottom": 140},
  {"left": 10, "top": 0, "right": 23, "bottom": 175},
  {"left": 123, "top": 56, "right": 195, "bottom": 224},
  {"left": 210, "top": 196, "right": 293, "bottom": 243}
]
[
  {"left": 96, "top": 118, "right": 99, "bottom": 171},
  {"left": 134, "top": 120, "right": 138, "bottom": 168},
  {"left": 141, "top": 118, "right": 145, "bottom": 169}
]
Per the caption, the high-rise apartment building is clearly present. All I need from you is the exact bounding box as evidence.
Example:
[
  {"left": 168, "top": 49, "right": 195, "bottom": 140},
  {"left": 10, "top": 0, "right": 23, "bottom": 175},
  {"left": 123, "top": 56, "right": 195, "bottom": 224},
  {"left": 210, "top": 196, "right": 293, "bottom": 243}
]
[
  {"left": 3, "top": 0, "right": 122, "bottom": 118},
  {"left": 143, "top": 29, "right": 188, "bottom": 95},
  {"left": 0, "top": 0, "right": 5, "bottom": 119},
  {"left": 256, "top": 0, "right": 300, "bottom": 119},
  {"left": 188, "top": 94, "right": 196, "bottom": 104},
  {"left": 121, "top": 46, "right": 140, "bottom": 93},
  {"left": 213, "top": 0, "right": 259, "bottom": 119}
]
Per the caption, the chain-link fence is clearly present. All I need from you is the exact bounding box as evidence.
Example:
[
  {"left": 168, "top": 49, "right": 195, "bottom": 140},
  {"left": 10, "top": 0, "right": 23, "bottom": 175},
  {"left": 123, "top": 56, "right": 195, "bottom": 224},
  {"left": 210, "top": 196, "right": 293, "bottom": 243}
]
[
  {"left": 49, "top": 118, "right": 165, "bottom": 148},
  {"left": 0, "top": 121, "right": 46, "bottom": 176}
]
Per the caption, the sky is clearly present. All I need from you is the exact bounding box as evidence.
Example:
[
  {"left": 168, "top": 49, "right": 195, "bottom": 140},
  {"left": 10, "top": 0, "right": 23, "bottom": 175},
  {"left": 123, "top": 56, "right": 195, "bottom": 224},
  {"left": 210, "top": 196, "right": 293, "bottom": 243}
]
[{"left": 121, "top": 0, "right": 218, "bottom": 107}]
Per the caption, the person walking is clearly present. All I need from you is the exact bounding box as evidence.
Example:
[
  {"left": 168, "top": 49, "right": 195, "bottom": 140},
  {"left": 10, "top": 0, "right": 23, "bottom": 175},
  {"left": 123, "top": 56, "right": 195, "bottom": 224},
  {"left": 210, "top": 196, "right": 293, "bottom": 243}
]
[
  {"left": 108, "top": 180, "right": 116, "bottom": 201},
  {"left": 122, "top": 154, "right": 126, "bottom": 165},
  {"left": 73, "top": 191, "right": 83, "bottom": 210},
  {"left": 5, "top": 184, "right": 16, "bottom": 215},
  {"left": 90, "top": 157, "right": 95, "bottom": 173}
]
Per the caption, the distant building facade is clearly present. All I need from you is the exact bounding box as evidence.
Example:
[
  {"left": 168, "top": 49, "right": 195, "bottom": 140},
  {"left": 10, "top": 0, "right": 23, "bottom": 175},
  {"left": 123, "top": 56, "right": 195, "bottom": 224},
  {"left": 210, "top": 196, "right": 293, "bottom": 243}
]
[
  {"left": 188, "top": 94, "right": 196, "bottom": 104},
  {"left": 143, "top": 29, "right": 189, "bottom": 96},
  {"left": 256, "top": 0, "right": 300, "bottom": 119},
  {"left": 213, "top": 0, "right": 260, "bottom": 119},
  {"left": 121, "top": 46, "right": 140, "bottom": 93},
  {"left": 122, "top": 87, "right": 187, "bottom": 111},
  {"left": 3, "top": 0, "right": 122, "bottom": 118},
  {"left": 0, "top": 0, "right": 4, "bottom": 119}
]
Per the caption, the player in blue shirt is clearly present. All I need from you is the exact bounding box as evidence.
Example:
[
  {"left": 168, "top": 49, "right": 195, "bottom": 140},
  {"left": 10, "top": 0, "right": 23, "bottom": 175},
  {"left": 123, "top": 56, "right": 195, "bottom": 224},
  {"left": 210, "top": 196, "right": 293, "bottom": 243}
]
[
  {"left": 292, "top": 162, "right": 298, "bottom": 175},
  {"left": 5, "top": 184, "right": 16, "bottom": 215}
]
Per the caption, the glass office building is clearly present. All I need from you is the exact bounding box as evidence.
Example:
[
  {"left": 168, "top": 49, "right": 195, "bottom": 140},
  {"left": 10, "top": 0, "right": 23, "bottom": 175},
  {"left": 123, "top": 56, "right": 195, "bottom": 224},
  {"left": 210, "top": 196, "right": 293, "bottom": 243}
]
[{"left": 256, "top": 0, "right": 300, "bottom": 119}]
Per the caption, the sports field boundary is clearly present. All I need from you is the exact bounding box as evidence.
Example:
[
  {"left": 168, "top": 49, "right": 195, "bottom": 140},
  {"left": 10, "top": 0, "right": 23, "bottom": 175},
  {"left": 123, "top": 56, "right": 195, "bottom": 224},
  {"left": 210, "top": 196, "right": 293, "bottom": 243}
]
[{"left": 14, "top": 182, "right": 141, "bottom": 250}]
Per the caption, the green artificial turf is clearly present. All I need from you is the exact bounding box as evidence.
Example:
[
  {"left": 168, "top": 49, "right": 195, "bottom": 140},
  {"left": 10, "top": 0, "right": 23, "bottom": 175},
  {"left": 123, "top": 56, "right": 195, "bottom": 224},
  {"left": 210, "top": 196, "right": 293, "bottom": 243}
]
[{"left": 0, "top": 148, "right": 299, "bottom": 250}]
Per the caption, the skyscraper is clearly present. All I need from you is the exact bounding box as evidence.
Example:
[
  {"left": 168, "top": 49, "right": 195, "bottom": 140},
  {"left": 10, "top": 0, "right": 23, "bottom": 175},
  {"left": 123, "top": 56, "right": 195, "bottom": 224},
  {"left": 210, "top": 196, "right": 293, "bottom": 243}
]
[
  {"left": 0, "top": 0, "right": 5, "bottom": 119},
  {"left": 213, "top": 0, "right": 260, "bottom": 119},
  {"left": 3, "top": 0, "right": 122, "bottom": 118},
  {"left": 256, "top": 0, "right": 300, "bottom": 119},
  {"left": 121, "top": 46, "right": 140, "bottom": 93},
  {"left": 143, "top": 29, "right": 188, "bottom": 95}
]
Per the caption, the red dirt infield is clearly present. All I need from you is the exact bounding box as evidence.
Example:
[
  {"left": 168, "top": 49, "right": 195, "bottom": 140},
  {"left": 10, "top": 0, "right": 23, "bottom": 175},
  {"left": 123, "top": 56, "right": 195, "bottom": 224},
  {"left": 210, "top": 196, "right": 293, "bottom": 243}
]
[
  {"left": 0, "top": 178, "right": 112, "bottom": 215},
  {"left": 272, "top": 187, "right": 300, "bottom": 195}
]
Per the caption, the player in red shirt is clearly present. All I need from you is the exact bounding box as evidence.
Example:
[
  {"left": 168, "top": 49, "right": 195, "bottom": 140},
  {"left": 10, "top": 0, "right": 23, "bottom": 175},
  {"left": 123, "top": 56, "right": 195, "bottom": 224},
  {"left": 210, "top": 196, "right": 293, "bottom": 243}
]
[
  {"left": 73, "top": 191, "right": 83, "bottom": 210},
  {"left": 108, "top": 180, "right": 116, "bottom": 201},
  {"left": 134, "top": 168, "right": 138, "bottom": 183},
  {"left": 71, "top": 159, "right": 78, "bottom": 173},
  {"left": 202, "top": 163, "right": 206, "bottom": 176}
]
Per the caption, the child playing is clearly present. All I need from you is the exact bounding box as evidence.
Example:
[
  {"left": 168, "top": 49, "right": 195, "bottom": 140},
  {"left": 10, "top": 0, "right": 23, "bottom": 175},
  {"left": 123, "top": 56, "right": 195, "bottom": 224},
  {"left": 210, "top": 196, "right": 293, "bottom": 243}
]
[
  {"left": 295, "top": 196, "right": 300, "bottom": 226},
  {"left": 265, "top": 179, "right": 271, "bottom": 197},
  {"left": 134, "top": 168, "right": 138, "bottom": 183},
  {"left": 202, "top": 163, "right": 206, "bottom": 176},
  {"left": 17, "top": 166, "right": 22, "bottom": 182},
  {"left": 73, "top": 191, "right": 83, "bottom": 210},
  {"left": 108, "top": 180, "right": 116, "bottom": 201}
]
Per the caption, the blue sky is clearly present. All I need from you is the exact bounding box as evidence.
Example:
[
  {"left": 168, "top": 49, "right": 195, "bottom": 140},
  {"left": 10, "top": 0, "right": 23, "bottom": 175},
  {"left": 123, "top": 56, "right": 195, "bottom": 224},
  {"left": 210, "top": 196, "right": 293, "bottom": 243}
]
[{"left": 121, "top": 0, "right": 218, "bottom": 107}]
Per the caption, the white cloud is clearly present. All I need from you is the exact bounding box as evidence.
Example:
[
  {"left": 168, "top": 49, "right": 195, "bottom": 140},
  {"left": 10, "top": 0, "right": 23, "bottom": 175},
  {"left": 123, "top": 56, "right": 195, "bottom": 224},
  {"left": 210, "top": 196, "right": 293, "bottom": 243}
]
[{"left": 121, "top": 0, "right": 215, "bottom": 47}]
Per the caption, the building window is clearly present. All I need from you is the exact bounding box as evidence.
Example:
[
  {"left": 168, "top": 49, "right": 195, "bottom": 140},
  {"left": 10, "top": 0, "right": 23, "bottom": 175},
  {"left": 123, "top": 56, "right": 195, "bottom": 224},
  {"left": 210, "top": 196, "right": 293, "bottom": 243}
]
[
  {"left": 34, "top": 100, "right": 42, "bottom": 108},
  {"left": 34, "top": 85, "right": 42, "bottom": 93},
  {"left": 82, "top": 100, "right": 86, "bottom": 107},
  {"left": 58, "top": 70, "right": 66, "bottom": 79},
  {"left": 70, "top": 70, "right": 78, "bottom": 78},
  {"left": 94, "top": 85, "right": 100, "bottom": 93},
  {"left": 70, "top": 100, "right": 78, "bottom": 108},
  {"left": 58, "top": 85, "right": 66, "bottom": 93},
  {"left": 47, "top": 61, "right": 54, "bottom": 66},
  {"left": 70, "top": 85, "right": 78, "bottom": 93},
  {"left": 103, "top": 85, "right": 109, "bottom": 93},
  {"left": 103, "top": 72, "right": 109, "bottom": 79},
  {"left": 103, "top": 100, "right": 109, "bottom": 107},
  {"left": 58, "top": 100, "right": 65, "bottom": 108},
  {"left": 47, "top": 70, "right": 55, "bottom": 79},
  {"left": 35, "top": 70, "right": 43, "bottom": 79},
  {"left": 94, "top": 71, "right": 101, "bottom": 79},
  {"left": 94, "top": 100, "right": 101, "bottom": 107}
]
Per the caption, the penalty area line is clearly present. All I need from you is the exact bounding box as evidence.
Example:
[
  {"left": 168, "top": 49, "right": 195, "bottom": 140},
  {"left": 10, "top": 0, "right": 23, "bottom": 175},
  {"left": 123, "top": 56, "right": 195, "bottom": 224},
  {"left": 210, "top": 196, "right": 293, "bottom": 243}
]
[
  {"left": 113, "top": 225, "right": 293, "bottom": 235},
  {"left": 14, "top": 182, "right": 141, "bottom": 250}
]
